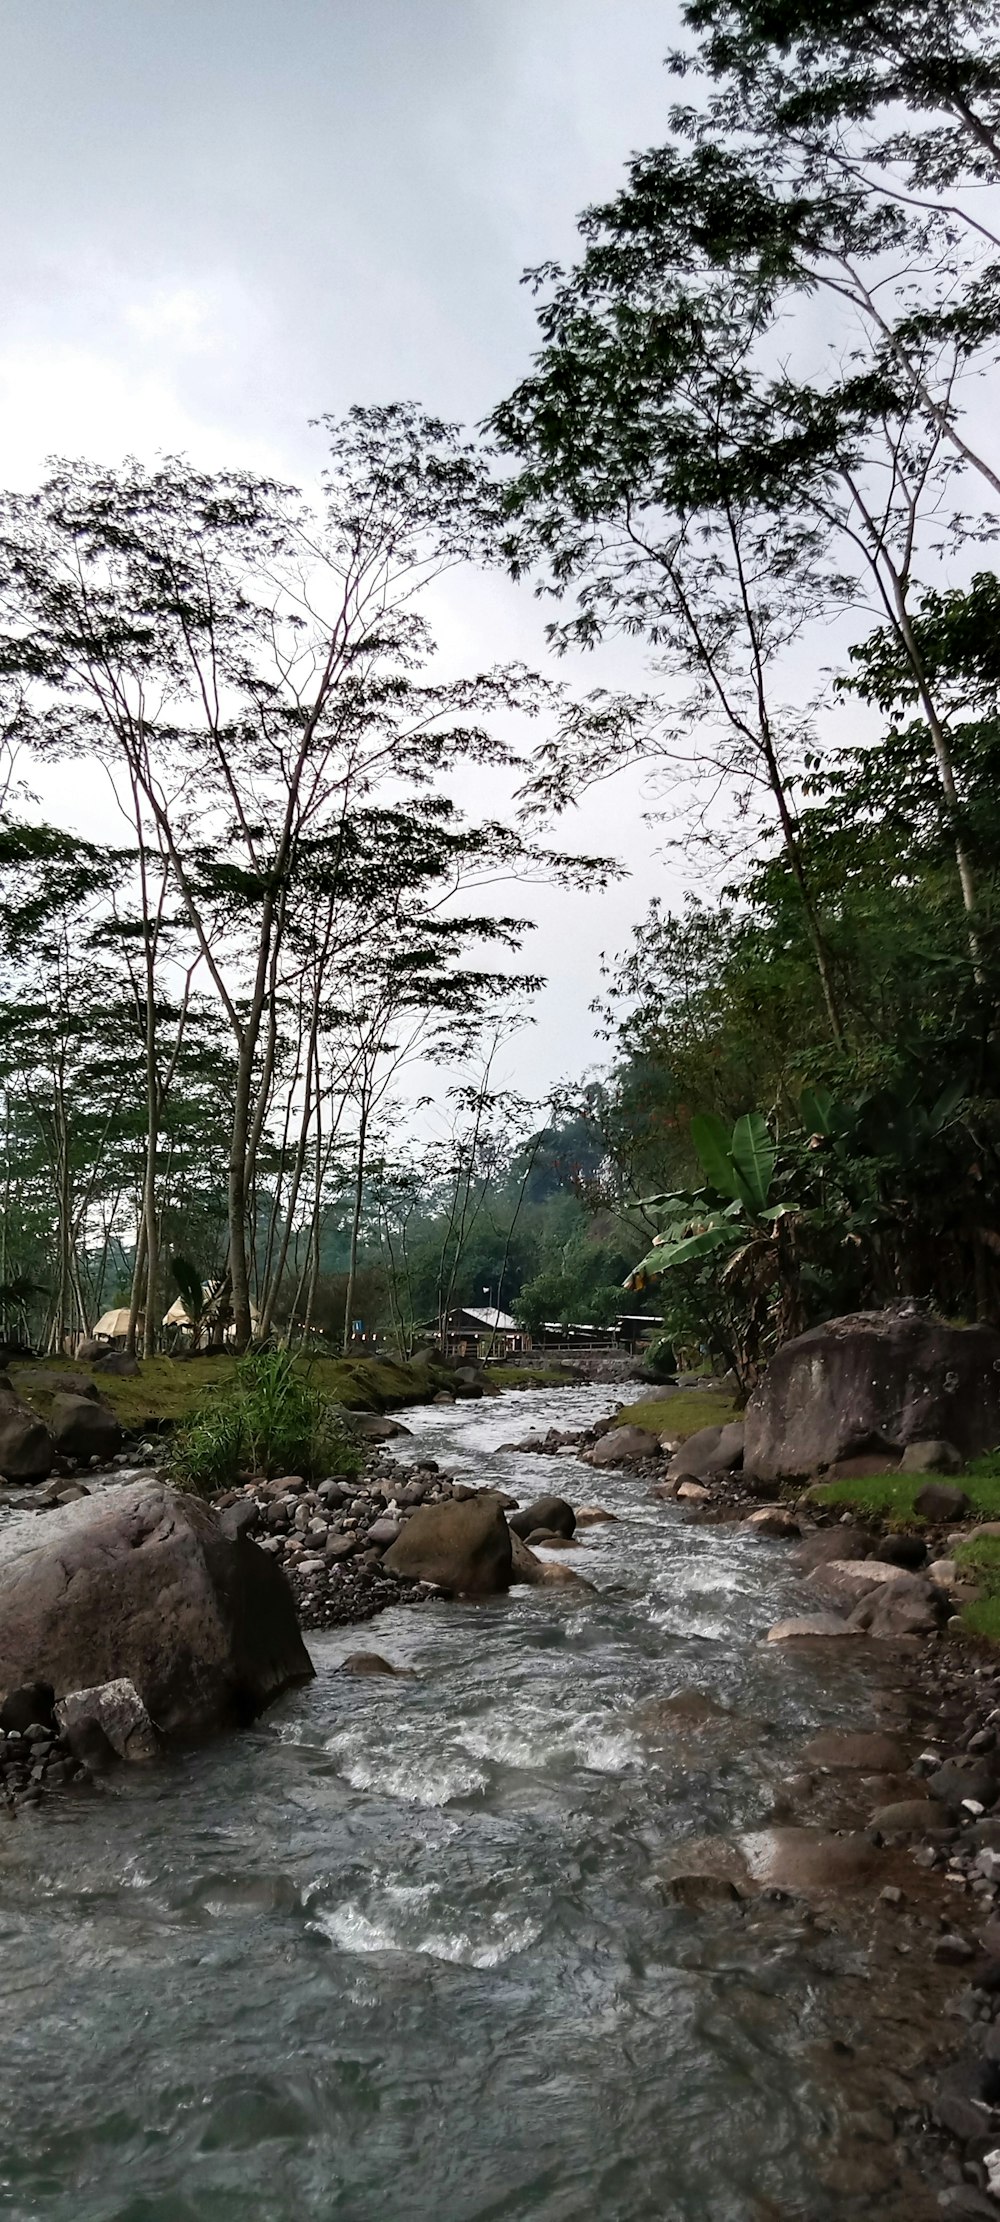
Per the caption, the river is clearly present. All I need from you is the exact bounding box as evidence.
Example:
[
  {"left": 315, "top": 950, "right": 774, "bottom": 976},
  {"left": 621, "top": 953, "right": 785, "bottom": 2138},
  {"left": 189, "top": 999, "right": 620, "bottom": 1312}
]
[{"left": 0, "top": 1383, "right": 934, "bottom": 2220}]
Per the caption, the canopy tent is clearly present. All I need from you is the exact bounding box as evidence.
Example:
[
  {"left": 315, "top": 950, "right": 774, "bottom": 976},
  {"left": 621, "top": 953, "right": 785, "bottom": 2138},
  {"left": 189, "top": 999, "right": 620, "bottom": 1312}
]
[{"left": 92, "top": 1307, "right": 137, "bottom": 1341}]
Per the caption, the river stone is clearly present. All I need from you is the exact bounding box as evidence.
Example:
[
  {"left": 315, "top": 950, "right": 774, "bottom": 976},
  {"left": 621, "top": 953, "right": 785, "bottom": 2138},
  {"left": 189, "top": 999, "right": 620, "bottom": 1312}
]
[
  {"left": 901, "top": 1438, "right": 965, "bottom": 1474},
  {"left": 660, "top": 1872, "right": 743, "bottom": 1908},
  {"left": 802, "top": 1731, "right": 909, "bottom": 1773},
  {"left": 350, "top": 1415, "right": 412, "bottom": 1441},
  {"left": 913, "top": 1480, "right": 971, "bottom": 1522},
  {"left": 49, "top": 1392, "right": 122, "bottom": 1463},
  {"left": 875, "top": 1533, "right": 928, "bottom": 1570},
  {"left": 791, "top": 1527, "right": 877, "bottom": 1571},
  {"left": 658, "top": 1826, "right": 882, "bottom": 1898},
  {"left": 588, "top": 1427, "right": 660, "bottom": 1467},
  {"left": 539, "top": 1562, "right": 594, "bottom": 1590},
  {"left": 848, "top": 1572, "right": 945, "bottom": 1638},
  {"left": 869, "top": 1797, "right": 949, "bottom": 1835},
  {"left": 0, "top": 1680, "right": 55, "bottom": 1733},
  {"left": 926, "top": 1754, "right": 1000, "bottom": 1805},
  {"left": 766, "top": 1614, "right": 861, "bottom": 1642},
  {"left": 0, "top": 1376, "right": 53, "bottom": 1482},
  {"left": 508, "top": 1495, "right": 576, "bottom": 1540},
  {"left": 509, "top": 1532, "right": 545, "bottom": 1586},
  {"left": 740, "top": 1827, "right": 883, "bottom": 1890},
  {"left": 667, "top": 1421, "right": 744, "bottom": 1480},
  {"left": 383, "top": 1492, "right": 512, "bottom": 1597},
  {"left": 574, "top": 1505, "right": 616, "bottom": 1525},
  {"left": 807, "top": 1558, "right": 909, "bottom": 1604},
  {"left": 339, "top": 1653, "right": 410, "bottom": 1676},
  {"left": 742, "top": 1507, "right": 801, "bottom": 1538},
  {"left": 366, "top": 1517, "right": 403, "bottom": 1547},
  {"left": 56, "top": 1676, "right": 159, "bottom": 1762},
  {"left": 0, "top": 1480, "right": 314, "bottom": 1738},
  {"left": 743, "top": 1309, "right": 1000, "bottom": 1478}
]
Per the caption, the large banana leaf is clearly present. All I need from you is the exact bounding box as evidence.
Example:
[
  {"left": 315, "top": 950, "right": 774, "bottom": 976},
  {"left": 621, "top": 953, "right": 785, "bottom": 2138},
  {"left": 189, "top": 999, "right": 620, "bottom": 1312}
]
[
  {"left": 690, "top": 1112, "right": 742, "bottom": 1199},
  {"left": 624, "top": 1219, "right": 738, "bottom": 1286},
  {"left": 730, "top": 1111, "right": 775, "bottom": 1211}
]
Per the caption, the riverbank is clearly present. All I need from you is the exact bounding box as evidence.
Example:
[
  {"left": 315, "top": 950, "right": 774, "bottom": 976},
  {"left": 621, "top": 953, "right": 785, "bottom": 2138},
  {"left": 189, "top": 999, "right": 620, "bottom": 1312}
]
[{"left": 0, "top": 1349, "right": 577, "bottom": 1462}]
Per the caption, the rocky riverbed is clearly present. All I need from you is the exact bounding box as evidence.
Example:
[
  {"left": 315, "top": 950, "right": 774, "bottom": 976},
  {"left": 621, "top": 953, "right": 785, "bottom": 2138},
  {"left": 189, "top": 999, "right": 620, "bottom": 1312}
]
[{"left": 6, "top": 1381, "right": 1000, "bottom": 2215}]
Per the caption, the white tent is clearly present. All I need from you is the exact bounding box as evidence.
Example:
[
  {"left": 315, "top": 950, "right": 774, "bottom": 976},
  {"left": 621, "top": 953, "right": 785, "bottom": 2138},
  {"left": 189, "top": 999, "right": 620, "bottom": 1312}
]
[{"left": 92, "top": 1307, "right": 136, "bottom": 1342}]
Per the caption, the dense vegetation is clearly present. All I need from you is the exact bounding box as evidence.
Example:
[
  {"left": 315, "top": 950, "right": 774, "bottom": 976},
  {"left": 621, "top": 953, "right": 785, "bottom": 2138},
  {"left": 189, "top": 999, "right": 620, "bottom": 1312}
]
[{"left": 3, "top": 0, "right": 1000, "bottom": 1374}]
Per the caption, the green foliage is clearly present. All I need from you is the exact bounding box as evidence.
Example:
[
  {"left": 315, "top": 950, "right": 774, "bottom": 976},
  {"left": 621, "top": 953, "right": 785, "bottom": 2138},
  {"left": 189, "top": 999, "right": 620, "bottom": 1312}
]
[{"left": 169, "top": 1349, "right": 362, "bottom": 1497}]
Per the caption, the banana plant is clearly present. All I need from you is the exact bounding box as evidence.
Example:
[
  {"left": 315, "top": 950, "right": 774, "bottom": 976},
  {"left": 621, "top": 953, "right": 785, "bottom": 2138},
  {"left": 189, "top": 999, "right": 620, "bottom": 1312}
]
[{"left": 625, "top": 1111, "right": 791, "bottom": 1291}]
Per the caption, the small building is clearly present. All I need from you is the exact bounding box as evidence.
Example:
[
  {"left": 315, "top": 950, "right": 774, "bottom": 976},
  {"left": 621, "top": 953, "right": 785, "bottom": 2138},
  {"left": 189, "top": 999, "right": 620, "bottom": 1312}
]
[{"left": 439, "top": 1306, "right": 531, "bottom": 1360}]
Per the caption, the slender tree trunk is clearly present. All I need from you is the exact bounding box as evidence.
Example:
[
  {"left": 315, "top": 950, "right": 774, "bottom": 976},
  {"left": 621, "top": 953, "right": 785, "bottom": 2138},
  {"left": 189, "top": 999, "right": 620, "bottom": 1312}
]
[
  {"left": 342, "top": 1090, "right": 370, "bottom": 1355},
  {"left": 126, "top": 1204, "right": 146, "bottom": 1356}
]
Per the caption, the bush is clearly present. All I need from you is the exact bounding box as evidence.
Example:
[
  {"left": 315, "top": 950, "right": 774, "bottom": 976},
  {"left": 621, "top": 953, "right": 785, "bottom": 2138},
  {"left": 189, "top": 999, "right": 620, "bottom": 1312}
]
[{"left": 170, "top": 1349, "right": 363, "bottom": 1497}]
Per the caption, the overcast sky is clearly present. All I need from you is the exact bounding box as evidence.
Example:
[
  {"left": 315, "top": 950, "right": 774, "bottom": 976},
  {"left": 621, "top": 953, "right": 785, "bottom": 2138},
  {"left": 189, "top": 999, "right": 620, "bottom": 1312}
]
[{"left": 0, "top": 0, "right": 702, "bottom": 1109}]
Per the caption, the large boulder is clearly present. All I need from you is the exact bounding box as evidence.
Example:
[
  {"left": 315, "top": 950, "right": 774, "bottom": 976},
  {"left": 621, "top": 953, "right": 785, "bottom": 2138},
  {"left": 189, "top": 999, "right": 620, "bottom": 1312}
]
[
  {"left": 509, "top": 1531, "right": 545, "bottom": 1585},
  {"left": 49, "top": 1391, "right": 122, "bottom": 1463},
  {"left": 508, "top": 1494, "right": 576, "bottom": 1540},
  {"left": 667, "top": 1421, "right": 744, "bottom": 1479},
  {"left": 588, "top": 1426, "right": 660, "bottom": 1466},
  {"left": 0, "top": 1374, "right": 53, "bottom": 1481},
  {"left": 382, "top": 1492, "right": 512, "bottom": 1597},
  {"left": 848, "top": 1571, "right": 945, "bottom": 1639},
  {"left": 0, "top": 1480, "right": 313, "bottom": 1739},
  {"left": 745, "top": 1310, "right": 1000, "bottom": 1480}
]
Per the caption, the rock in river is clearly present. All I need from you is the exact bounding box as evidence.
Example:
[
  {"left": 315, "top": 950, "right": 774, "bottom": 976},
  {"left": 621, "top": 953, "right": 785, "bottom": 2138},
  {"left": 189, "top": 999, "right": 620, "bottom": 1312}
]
[
  {"left": 588, "top": 1427, "right": 660, "bottom": 1467},
  {"left": 49, "top": 1389, "right": 122, "bottom": 1463},
  {"left": 0, "top": 1374, "right": 53, "bottom": 1481},
  {"left": 383, "top": 1492, "right": 513, "bottom": 1597},
  {"left": 0, "top": 1480, "right": 313, "bottom": 1739},
  {"left": 508, "top": 1495, "right": 576, "bottom": 1540}
]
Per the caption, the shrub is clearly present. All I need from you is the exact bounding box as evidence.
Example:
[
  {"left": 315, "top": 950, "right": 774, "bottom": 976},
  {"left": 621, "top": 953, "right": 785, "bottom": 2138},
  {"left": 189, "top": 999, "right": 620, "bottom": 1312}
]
[{"left": 170, "top": 1349, "right": 362, "bottom": 1497}]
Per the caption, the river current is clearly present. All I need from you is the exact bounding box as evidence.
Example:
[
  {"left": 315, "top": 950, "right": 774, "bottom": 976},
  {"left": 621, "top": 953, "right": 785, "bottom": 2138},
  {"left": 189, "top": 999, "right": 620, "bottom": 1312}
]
[{"left": 0, "top": 1384, "right": 923, "bottom": 2221}]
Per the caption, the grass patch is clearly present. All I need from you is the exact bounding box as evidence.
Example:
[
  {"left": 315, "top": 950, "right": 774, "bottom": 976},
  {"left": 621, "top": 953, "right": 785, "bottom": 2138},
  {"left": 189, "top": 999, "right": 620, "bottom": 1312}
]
[
  {"left": 7, "top": 1350, "right": 461, "bottom": 1429},
  {"left": 169, "top": 1350, "right": 364, "bottom": 1496},
  {"left": 806, "top": 1452, "right": 1000, "bottom": 1525},
  {"left": 610, "top": 1385, "right": 738, "bottom": 1440},
  {"left": 952, "top": 1531, "right": 1000, "bottom": 1643}
]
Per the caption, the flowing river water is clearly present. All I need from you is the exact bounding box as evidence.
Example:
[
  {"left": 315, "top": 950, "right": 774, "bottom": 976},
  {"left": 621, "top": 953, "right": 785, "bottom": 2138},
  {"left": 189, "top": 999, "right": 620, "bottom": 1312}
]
[{"left": 0, "top": 1384, "right": 944, "bottom": 2221}]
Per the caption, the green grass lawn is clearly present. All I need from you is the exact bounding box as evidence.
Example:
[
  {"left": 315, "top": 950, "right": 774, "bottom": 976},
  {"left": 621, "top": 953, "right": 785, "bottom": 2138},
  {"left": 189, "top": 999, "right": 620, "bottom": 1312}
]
[
  {"left": 804, "top": 1452, "right": 1000, "bottom": 1525},
  {"left": 609, "top": 1385, "right": 738, "bottom": 1441}
]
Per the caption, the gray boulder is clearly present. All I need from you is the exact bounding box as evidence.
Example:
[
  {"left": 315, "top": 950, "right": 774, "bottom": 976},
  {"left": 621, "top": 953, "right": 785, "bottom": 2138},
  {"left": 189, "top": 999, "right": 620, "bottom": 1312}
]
[
  {"left": 350, "top": 1414, "right": 412, "bottom": 1441},
  {"left": 0, "top": 1373, "right": 54, "bottom": 1481},
  {"left": 508, "top": 1494, "right": 576, "bottom": 1539},
  {"left": 901, "top": 1439, "right": 964, "bottom": 1475},
  {"left": 913, "top": 1480, "right": 970, "bottom": 1523},
  {"left": 667, "top": 1421, "right": 744, "bottom": 1479},
  {"left": 382, "top": 1492, "right": 512, "bottom": 1597},
  {"left": 49, "top": 1391, "right": 122, "bottom": 1463},
  {"left": 509, "top": 1531, "right": 545, "bottom": 1585},
  {"left": 848, "top": 1572, "right": 945, "bottom": 1639},
  {"left": 589, "top": 1426, "right": 660, "bottom": 1466},
  {"left": 0, "top": 1480, "right": 313, "bottom": 1739},
  {"left": 744, "top": 1309, "right": 1000, "bottom": 1479},
  {"left": 56, "top": 1677, "right": 159, "bottom": 1762}
]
